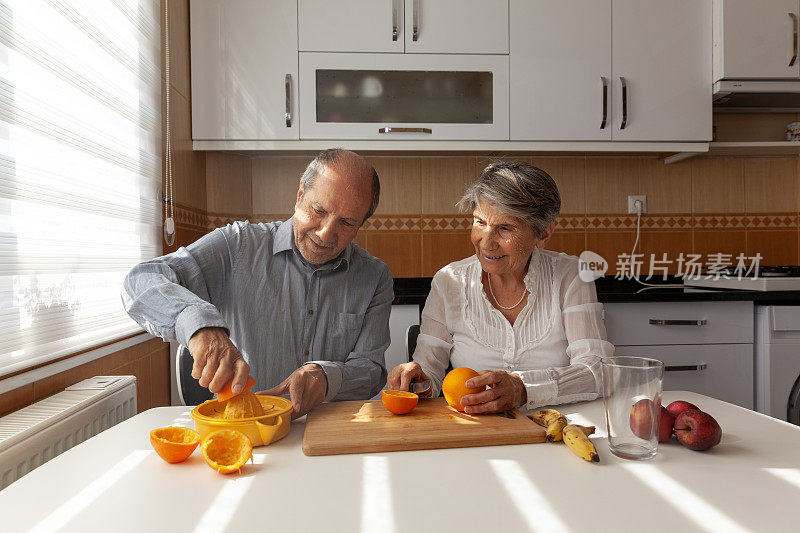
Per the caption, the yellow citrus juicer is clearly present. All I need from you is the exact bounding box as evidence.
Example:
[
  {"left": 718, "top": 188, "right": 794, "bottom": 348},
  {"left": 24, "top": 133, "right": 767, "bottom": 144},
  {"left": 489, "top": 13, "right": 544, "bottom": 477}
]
[{"left": 191, "top": 395, "right": 293, "bottom": 446}]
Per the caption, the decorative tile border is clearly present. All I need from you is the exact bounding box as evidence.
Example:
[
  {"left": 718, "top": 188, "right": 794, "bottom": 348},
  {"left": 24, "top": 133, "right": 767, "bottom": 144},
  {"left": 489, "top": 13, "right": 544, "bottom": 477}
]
[
  {"left": 176, "top": 205, "right": 800, "bottom": 233},
  {"left": 173, "top": 203, "right": 208, "bottom": 231}
]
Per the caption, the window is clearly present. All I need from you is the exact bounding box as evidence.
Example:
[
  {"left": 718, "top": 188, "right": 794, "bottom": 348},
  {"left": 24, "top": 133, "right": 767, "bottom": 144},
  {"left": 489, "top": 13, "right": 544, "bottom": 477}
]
[{"left": 0, "top": 0, "right": 161, "bottom": 377}]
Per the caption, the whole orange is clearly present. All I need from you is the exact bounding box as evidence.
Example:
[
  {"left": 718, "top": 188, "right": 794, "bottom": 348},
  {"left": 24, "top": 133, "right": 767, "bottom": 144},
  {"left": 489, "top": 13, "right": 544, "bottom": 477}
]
[
  {"left": 442, "top": 367, "right": 482, "bottom": 412},
  {"left": 150, "top": 426, "right": 200, "bottom": 463},
  {"left": 201, "top": 429, "right": 253, "bottom": 475},
  {"left": 381, "top": 390, "right": 419, "bottom": 415}
]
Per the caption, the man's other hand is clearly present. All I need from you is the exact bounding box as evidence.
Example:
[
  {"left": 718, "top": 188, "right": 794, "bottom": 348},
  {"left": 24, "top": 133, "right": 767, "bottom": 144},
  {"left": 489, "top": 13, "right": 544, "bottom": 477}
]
[
  {"left": 187, "top": 327, "right": 250, "bottom": 395},
  {"left": 260, "top": 364, "right": 328, "bottom": 419}
]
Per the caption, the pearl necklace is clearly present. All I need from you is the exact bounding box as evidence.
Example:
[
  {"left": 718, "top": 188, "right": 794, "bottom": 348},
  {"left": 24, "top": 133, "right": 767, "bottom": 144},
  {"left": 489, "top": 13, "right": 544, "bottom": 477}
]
[{"left": 487, "top": 274, "right": 528, "bottom": 310}]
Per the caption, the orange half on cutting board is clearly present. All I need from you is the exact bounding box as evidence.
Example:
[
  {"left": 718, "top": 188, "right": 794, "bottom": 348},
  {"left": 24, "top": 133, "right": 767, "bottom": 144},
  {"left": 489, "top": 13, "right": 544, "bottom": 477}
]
[
  {"left": 150, "top": 426, "right": 201, "bottom": 463},
  {"left": 382, "top": 390, "right": 419, "bottom": 415},
  {"left": 217, "top": 375, "right": 257, "bottom": 401}
]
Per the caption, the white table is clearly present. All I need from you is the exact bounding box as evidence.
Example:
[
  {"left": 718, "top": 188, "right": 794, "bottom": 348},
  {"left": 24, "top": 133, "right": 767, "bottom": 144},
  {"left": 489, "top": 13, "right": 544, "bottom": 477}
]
[{"left": 2, "top": 391, "right": 799, "bottom": 533}]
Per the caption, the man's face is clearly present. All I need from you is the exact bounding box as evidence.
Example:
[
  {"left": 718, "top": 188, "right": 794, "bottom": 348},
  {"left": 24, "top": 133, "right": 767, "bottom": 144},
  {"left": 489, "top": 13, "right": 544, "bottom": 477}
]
[{"left": 293, "top": 166, "right": 371, "bottom": 266}]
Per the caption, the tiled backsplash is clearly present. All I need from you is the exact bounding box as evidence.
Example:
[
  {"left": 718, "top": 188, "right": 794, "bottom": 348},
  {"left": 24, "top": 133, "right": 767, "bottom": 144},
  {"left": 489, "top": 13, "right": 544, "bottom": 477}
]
[{"left": 186, "top": 154, "right": 800, "bottom": 277}]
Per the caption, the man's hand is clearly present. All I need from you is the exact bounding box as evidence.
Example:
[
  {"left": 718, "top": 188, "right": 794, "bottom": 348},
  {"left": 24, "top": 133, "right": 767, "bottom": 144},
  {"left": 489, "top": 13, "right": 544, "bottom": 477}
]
[
  {"left": 260, "top": 364, "right": 328, "bottom": 419},
  {"left": 459, "top": 370, "right": 527, "bottom": 414},
  {"left": 187, "top": 327, "right": 250, "bottom": 395}
]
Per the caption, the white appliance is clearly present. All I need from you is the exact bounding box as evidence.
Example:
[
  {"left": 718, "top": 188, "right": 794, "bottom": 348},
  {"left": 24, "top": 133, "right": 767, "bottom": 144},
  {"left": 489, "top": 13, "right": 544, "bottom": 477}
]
[
  {"left": 683, "top": 266, "right": 800, "bottom": 291},
  {"left": 755, "top": 306, "right": 800, "bottom": 424},
  {"left": 0, "top": 376, "right": 137, "bottom": 490}
]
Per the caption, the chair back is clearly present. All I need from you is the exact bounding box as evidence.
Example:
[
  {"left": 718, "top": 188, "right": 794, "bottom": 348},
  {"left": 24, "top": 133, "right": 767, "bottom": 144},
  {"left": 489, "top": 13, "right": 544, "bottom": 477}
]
[
  {"left": 175, "top": 344, "right": 214, "bottom": 406},
  {"left": 405, "top": 324, "right": 420, "bottom": 362}
]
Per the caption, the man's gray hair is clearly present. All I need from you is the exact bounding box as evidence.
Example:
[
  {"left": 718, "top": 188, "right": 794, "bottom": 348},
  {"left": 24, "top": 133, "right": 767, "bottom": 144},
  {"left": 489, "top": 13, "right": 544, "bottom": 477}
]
[
  {"left": 300, "top": 148, "right": 380, "bottom": 222},
  {"left": 457, "top": 161, "right": 561, "bottom": 238}
]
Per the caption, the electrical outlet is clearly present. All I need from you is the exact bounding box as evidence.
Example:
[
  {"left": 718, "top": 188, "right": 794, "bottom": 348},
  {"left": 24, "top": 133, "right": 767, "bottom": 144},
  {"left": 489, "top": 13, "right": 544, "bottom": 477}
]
[{"left": 628, "top": 195, "right": 647, "bottom": 214}]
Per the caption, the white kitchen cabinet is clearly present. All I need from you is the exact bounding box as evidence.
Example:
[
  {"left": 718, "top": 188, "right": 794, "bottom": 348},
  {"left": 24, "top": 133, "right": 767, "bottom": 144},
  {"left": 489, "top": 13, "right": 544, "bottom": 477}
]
[
  {"left": 510, "top": 0, "right": 611, "bottom": 141},
  {"left": 298, "top": 53, "right": 510, "bottom": 140},
  {"left": 611, "top": 0, "right": 711, "bottom": 141},
  {"left": 298, "top": 0, "right": 404, "bottom": 53},
  {"left": 613, "top": 344, "right": 753, "bottom": 409},
  {"left": 510, "top": 0, "right": 711, "bottom": 142},
  {"left": 604, "top": 301, "right": 754, "bottom": 409},
  {"left": 403, "top": 0, "right": 508, "bottom": 54},
  {"left": 190, "top": 0, "right": 298, "bottom": 140},
  {"left": 714, "top": 0, "right": 800, "bottom": 81},
  {"left": 298, "top": 0, "right": 508, "bottom": 54}
]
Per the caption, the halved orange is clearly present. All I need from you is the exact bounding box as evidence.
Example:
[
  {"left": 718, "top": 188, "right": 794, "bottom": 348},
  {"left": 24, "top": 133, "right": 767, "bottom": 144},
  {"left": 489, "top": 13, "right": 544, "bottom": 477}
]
[
  {"left": 217, "top": 375, "right": 257, "bottom": 402},
  {"left": 150, "top": 426, "right": 200, "bottom": 463},
  {"left": 201, "top": 429, "right": 253, "bottom": 475},
  {"left": 442, "top": 367, "right": 482, "bottom": 412},
  {"left": 382, "top": 390, "right": 419, "bottom": 415}
]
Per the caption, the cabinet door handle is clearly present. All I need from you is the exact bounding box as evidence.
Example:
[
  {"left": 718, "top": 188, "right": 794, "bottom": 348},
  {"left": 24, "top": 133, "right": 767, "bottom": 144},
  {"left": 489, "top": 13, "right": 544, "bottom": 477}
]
[
  {"left": 649, "top": 319, "right": 707, "bottom": 326},
  {"left": 285, "top": 74, "right": 292, "bottom": 128},
  {"left": 665, "top": 364, "right": 708, "bottom": 372},
  {"left": 378, "top": 127, "right": 432, "bottom": 134},
  {"left": 412, "top": 0, "right": 419, "bottom": 41},
  {"left": 620, "top": 76, "right": 628, "bottom": 130},
  {"left": 392, "top": 0, "right": 398, "bottom": 41},
  {"left": 600, "top": 77, "right": 608, "bottom": 129},
  {"left": 790, "top": 13, "right": 798, "bottom": 67}
]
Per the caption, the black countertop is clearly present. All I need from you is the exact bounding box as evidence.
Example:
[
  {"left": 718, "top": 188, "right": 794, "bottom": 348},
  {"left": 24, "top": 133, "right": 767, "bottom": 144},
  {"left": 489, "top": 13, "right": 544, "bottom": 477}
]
[{"left": 392, "top": 276, "right": 800, "bottom": 306}]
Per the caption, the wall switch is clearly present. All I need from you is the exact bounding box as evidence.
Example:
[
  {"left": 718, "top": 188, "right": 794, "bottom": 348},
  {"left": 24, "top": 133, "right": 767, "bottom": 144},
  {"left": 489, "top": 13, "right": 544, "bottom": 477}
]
[{"left": 628, "top": 195, "right": 647, "bottom": 214}]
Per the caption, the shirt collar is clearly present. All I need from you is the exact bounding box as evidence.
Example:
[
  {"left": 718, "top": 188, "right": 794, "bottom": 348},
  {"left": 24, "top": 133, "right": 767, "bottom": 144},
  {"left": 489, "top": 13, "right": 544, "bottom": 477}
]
[{"left": 274, "top": 216, "right": 353, "bottom": 271}]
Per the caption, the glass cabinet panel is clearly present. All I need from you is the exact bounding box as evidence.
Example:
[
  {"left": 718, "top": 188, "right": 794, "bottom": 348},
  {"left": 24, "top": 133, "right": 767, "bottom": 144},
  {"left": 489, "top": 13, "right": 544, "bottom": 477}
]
[
  {"left": 315, "top": 70, "right": 493, "bottom": 124},
  {"left": 299, "top": 53, "right": 509, "bottom": 140}
]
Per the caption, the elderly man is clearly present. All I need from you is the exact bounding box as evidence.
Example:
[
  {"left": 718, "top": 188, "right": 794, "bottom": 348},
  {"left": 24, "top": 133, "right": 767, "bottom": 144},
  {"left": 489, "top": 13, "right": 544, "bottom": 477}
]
[{"left": 122, "top": 149, "right": 392, "bottom": 418}]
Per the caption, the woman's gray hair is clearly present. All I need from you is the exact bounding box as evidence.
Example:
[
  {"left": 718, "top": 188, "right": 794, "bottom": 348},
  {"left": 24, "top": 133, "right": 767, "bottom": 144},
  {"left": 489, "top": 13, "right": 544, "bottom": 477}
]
[
  {"left": 457, "top": 161, "right": 561, "bottom": 238},
  {"left": 300, "top": 148, "right": 380, "bottom": 221}
]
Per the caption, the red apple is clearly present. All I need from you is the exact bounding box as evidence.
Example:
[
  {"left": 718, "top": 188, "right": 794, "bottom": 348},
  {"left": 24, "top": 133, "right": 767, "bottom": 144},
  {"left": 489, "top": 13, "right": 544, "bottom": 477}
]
[
  {"left": 666, "top": 400, "right": 700, "bottom": 418},
  {"left": 630, "top": 398, "right": 657, "bottom": 439},
  {"left": 674, "top": 409, "right": 722, "bottom": 451},
  {"left": 658, "top": 405, "right": 675, "bottom": 442}
]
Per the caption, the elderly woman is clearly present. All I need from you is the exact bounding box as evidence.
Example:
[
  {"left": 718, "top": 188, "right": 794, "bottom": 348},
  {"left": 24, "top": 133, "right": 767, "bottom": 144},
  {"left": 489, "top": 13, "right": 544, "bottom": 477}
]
[{"left": 387, "top": 161, "right": 614, "bottom": 414}]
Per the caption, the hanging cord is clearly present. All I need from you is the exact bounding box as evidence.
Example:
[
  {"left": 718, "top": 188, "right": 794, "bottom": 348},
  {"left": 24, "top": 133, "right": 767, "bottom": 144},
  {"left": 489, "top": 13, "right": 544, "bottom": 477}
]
[
  {"left": 163, "top": 0, "right": 175, "bottom": 246},
  {"left": 628, "top": 200, "right": 683, "bottom": 290}
]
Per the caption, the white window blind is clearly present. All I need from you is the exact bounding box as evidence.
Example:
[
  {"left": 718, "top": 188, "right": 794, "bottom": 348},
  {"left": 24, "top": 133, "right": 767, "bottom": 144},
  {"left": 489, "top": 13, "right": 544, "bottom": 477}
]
[{"left": 0, "top": 0, "right": 162, "bottom": 377}]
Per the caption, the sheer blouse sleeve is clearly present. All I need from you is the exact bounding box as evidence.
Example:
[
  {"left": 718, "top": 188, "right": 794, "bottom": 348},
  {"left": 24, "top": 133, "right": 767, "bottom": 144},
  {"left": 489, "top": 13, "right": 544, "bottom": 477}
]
[
  {"left": 410, "top": 274, "right": 454, "bottom": 399},
  {"left": 514, "top": 262, "right": 615, "bottom": 411}
]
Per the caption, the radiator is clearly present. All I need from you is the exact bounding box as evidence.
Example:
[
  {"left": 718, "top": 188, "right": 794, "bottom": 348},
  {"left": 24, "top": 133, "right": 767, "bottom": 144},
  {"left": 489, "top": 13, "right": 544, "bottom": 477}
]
[{"left": 0, "top": 375, "right": 137, "bottom": 490}]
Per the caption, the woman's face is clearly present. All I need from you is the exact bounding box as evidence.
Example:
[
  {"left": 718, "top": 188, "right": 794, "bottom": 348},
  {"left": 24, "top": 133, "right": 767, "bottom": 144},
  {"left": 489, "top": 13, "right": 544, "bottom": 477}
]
[{"left": 471, "top": 200, "right": 545, "bottom": 277}]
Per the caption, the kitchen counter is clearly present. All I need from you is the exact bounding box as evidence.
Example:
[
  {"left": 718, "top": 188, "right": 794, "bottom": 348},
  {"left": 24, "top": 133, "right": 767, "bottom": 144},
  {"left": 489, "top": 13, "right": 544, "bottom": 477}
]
[
  {"left": 3, "top": 391, "right": 799, "bottom": 532},
  {"left": 393, "top": 276, "right": 800, "bottom": 305}
]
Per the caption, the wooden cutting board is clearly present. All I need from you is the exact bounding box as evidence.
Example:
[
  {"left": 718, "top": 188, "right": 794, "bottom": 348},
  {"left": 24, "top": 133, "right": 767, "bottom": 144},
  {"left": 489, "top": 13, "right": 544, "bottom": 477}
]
[{"left": 302, "top": 397, "right": 546, "bottom": 456}]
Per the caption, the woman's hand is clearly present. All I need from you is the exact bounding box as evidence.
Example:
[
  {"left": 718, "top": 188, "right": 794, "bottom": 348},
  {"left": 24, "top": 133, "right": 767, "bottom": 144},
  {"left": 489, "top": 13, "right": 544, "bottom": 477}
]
[
  {"left": 387, "top": 362, "right": 431, "bottom": 396},
  {"left": 460, "top": 370, "right": 527, "bottom": 414}
]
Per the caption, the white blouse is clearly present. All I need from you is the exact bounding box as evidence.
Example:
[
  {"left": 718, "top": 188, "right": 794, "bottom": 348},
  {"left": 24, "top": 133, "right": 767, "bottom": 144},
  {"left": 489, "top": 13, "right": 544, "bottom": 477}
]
[{"left": 412, "top": 248, "right": 615, "bottom": 412}]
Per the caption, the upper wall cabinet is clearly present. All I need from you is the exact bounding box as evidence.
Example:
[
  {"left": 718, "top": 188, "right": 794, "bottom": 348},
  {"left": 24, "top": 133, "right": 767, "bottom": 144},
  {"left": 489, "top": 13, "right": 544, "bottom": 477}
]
[
  {"left": 298, "top": 0, "right": 508, "bottom": 54},
  {"left": 510, "top": 0, "right": 711, "bottom": 142},
  {"left": 190, "top": 0, "right": 299, "bottom": 140},
  {"left": 713, "top": 0, "right": 800, "bottom": 80}
]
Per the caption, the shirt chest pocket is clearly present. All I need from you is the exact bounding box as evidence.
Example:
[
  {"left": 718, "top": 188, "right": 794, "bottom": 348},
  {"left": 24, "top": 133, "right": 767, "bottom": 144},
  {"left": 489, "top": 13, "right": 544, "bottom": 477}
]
[{"left": 322, "top": 311, "right": 365, "bottom": 359}]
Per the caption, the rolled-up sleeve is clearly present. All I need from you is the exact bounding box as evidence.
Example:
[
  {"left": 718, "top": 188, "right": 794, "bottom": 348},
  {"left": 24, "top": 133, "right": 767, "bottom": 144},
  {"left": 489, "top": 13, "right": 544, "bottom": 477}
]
[
  {"left": 121, "top": 226, "right": 240, "bottom": 346},
  {"left": 310, "top": 266, "right": 394, "bottom": 401}
]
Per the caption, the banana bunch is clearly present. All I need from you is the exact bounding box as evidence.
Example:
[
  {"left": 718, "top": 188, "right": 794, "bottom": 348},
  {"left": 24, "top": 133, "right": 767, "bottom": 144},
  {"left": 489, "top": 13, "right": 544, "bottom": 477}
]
[{"left": 529, "top": 409, "right": 600, "bottom": 463}]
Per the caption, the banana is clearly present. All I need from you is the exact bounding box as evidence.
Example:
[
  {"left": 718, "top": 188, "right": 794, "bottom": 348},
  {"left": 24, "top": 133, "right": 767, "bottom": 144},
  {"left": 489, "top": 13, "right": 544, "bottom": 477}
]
[
  {"left": 546, "top": 416, "right": 568, "bottom": 442},
  {"left": 563, "top": 424, "right": 600, "bottom": 462},
  {"left": 529, "top": 408, "right": 564, "bottom": 428},
  {"left": 576, "top": 425, "right": 596, "bottom": 436}
]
